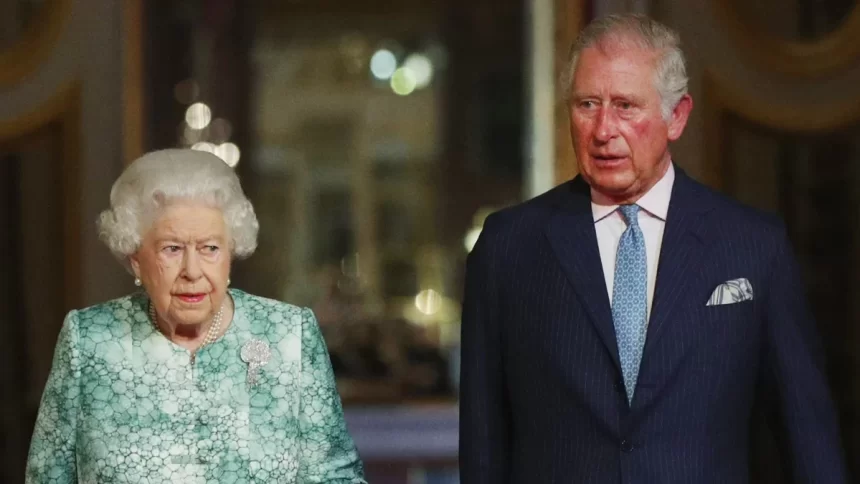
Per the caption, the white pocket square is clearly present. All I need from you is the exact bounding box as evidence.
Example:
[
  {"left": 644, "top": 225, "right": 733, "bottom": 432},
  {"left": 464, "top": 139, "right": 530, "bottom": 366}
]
[{"left": 706, "top": 278, "right": 753, "bottom": 306}]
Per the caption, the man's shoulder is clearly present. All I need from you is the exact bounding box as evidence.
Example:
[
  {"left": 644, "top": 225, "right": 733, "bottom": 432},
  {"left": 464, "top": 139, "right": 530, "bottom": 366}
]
[
  {"left": 679, "top": 172, "right": 786, "bottom": 238},
  {"left": 480, "top": 181, "right": 578, "bottom": 237}
]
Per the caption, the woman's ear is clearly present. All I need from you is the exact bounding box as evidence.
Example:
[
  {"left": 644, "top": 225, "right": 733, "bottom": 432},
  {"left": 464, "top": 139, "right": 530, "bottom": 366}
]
[{"left": 129, "top": 255, "right": 142, "bottom": 279}]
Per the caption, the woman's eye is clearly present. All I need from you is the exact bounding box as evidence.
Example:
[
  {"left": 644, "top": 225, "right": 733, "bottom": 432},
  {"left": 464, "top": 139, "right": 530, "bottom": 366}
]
[
  {"left": 204, "top": 245, "right": 220, "bottom": 254},
  {"left": 163, "top": 245, "right": 182, "bottom": 253}
]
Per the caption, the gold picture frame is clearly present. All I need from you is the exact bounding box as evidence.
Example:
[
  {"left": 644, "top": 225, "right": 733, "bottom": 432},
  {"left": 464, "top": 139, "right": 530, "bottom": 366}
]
[
  {"left": 0, "top": 81, "right": 82, "bottom": 311},
  {"left": 0, "top": 0, "right": 72, "bottom": 87},
  {"left": 702, "top": 69, "right": 860, "bottom": 190},
  {"left": 712, "top": 0, "right": 860, "bottom": 77}
]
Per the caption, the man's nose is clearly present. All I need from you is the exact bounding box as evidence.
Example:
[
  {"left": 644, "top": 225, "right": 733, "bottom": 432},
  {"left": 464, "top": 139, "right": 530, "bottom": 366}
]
[{"left": 594, "top": 108, "right": 619, "bottom": 142}]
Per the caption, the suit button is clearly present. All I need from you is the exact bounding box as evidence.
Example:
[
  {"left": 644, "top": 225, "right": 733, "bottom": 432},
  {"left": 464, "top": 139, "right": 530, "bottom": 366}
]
[{"left": 620, "top": 440, "right": 634, "bottom": 453}]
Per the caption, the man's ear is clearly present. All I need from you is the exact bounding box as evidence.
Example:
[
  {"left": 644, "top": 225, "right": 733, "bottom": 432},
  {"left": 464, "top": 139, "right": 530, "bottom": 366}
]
[{"left": 667, "top": 94, "right": 693, "bottom": 142}]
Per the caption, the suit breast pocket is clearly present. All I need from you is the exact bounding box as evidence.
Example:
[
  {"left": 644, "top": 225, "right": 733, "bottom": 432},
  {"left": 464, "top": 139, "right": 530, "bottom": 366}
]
[
  {"left": 704, "top": 300, "right": 755, "bottom": 319},
  {"left": 696, "top": 300, "right": 761, "bottom": 350}
]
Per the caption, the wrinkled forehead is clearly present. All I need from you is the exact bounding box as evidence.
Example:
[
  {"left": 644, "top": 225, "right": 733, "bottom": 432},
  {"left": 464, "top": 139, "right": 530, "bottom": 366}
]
[
  {"left": 144, "top": 201, "right": 229, "bottom": 240},
  {"left": 589, "top": 26, "right": 658, "bottom": 52},
  {"left": 572, "top": 44, "right": 661, "bottom": 94},
  {"left": 589, "top": 35, "right": 661, "bottom": 67}
]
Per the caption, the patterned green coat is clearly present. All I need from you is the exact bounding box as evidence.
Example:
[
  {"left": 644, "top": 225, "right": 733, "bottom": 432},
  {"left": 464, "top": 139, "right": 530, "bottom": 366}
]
[{"left": 26, "top": 289, "right": 366, "bottom": 483}]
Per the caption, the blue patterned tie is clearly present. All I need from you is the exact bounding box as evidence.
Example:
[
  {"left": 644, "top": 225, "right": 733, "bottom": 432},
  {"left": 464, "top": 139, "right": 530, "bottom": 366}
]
[{"left": 612, "top": 204, "right": 647, "bottom": 403}]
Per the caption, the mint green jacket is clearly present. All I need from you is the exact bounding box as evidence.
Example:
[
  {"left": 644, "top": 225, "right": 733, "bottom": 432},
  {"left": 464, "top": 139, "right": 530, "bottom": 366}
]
[{"left": 26, "top": 289, "right": 366, "bottom": 483}]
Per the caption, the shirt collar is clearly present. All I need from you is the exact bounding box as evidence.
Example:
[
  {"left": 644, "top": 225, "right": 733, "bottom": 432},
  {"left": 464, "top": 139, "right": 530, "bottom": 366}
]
[{"left": 591, "top": 162, "right": 675, "bottom": 222}]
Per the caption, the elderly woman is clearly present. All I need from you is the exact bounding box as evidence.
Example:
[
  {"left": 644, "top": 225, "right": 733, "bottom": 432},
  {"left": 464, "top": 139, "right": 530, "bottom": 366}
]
[{"left": 26, "top": 149, "right": 366, "bottom": 483}]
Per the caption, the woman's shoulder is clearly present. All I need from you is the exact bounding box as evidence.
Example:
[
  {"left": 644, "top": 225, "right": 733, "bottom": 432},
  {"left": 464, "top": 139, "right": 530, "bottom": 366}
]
[
  {"left": 70, "top": 292, "right": 147, "bottom": 333},
  {"left": 230, "top": 289, "right": 310, "bottom": 328},
  {"left": 231, "top": 289, "right": 305, "bottom": 314},
  {"left": 230, "top": 289, "right": 315, "bottom": 350}
]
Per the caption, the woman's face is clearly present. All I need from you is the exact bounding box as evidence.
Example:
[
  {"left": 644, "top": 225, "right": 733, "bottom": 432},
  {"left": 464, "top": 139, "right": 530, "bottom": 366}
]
[{"left": 130, "top": 201, "right": 231, "bottom": 327}]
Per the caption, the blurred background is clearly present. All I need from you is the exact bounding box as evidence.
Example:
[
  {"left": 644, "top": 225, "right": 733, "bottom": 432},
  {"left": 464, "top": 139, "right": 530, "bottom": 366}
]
[{"left": 1, "top": 0, "right": 859, "bottom": 482}]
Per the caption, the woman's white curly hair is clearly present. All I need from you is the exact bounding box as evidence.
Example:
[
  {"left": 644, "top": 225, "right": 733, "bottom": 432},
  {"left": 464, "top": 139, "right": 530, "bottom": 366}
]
[{"left": 98, "top": 149, "right": 259, "bottom": 269}]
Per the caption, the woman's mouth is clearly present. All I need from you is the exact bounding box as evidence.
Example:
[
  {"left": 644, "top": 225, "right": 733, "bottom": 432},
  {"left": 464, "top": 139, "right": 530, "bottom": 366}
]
[{"left": 176, "top": 293, "right": 206, "bottom": 304}]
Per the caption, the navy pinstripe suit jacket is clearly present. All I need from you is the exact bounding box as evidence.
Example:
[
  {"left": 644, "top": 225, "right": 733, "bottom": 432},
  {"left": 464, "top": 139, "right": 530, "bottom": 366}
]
[{"left": 459, "top": 168, "right": 847, "bottom": 484}]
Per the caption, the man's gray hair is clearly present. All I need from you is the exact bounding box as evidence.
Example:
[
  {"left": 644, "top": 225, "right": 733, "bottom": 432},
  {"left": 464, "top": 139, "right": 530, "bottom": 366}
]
[
  {"left": 560, "top": 14, "right": 688, "bottom": 120},
  {"left": 98, "top": 149, "right": 259, "bottom": 268}
]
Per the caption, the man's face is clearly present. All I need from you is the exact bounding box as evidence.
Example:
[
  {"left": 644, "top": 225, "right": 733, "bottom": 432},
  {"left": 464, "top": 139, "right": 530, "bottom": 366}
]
[{"left": 568, "top": 43, "right": 691, "bottom": 204}]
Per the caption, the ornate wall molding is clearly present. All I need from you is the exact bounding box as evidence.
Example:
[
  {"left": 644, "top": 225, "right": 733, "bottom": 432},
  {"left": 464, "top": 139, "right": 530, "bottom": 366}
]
[
  {"left": 712, "top": 0, "right": 860, "bottom": 77},
  {"left": 553, "top": 0, "right": 584, "bottom": 183},
  {"left": 702, "top": 69, "right": 860, "bottom": 189},
  {"left": 0, "top": 0, "right": 73, "bottom": 87},
  {"left": 122, "top": 0, "right": 144, "bottom": 165},
  {"left": 0, "top": 81, "right": 82, "bottom": 310}
]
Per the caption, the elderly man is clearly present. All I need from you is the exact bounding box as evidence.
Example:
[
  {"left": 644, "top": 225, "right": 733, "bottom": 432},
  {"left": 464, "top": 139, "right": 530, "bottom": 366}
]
[{"left": 459, "top": 13, "right": 846, "bottom": 483}]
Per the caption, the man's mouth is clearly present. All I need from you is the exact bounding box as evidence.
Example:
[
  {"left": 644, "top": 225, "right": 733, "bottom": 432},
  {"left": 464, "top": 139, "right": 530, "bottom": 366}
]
[{"left": 592, "top": 154, "right": 627, "bottom": 164}]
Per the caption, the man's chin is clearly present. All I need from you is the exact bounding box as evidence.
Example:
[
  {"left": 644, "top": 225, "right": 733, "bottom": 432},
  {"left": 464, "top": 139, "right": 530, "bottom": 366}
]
[
  {"left": 592, "top": 177, "right": 636, "bottom": 194},
  {"left": 589, "top": 178, "right": 640, "bottom": 204}
]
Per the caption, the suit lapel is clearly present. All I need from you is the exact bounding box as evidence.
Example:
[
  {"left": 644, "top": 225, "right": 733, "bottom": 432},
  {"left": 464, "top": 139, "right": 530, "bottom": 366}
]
[
  {"left": 542, "top": 169, "right": 717, "bottom": 391},
  {"left": 632, "top": 170, "right": 715, "bottom": 409},
  {"left": 644, "top": 170, "right": 713, "bottom": 353},
  {"left": 544, "top": 178, "right": 621, "bottom": 373}
]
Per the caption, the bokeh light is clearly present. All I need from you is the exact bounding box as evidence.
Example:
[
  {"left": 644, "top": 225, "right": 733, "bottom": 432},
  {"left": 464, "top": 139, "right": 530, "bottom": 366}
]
[
  {"left": 370, "top": 49, "right": 397, "bottom": 80},
  {"left": 415, "top": 289, "right": 442, "bottom": 315},
  {"left": 185, "top": 103, "right": 212, "bottom": 130},
  {"left": 173, "top": 79, "right": 199, "bottom": 104},
  {"left": 214, "top": 142, "right": 241, "bottom": 167},
  {"left": 390, "top": 67, "right": 417, "bottom": 96},
  {"left": 191, "top": 141, "right": 216, "bottom": 153},
  {"left": 209, "top": 118, "right": 233, "bottom": 143},
  {"left": 404, "top": 54, "right": 434, "bottom": 89}
]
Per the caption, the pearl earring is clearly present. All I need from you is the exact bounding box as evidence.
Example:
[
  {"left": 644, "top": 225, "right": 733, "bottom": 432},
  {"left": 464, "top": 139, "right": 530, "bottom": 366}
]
[
  {"left": 134, "top": 278, "right": 142, "bottom": 287},
  {"left": 227, "top": 278, "right": 231, "bottom": 286}
]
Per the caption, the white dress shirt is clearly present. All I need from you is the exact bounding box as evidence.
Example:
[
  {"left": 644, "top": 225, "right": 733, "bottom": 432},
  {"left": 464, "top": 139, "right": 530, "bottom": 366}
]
[{"left": 592, "top": 163, "right": 675, "bottom": 321}]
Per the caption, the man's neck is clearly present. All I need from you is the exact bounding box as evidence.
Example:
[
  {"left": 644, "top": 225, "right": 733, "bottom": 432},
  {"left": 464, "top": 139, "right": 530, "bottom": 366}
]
[{"left": 590, "top": 159, "right": 671, "bottom": 206}]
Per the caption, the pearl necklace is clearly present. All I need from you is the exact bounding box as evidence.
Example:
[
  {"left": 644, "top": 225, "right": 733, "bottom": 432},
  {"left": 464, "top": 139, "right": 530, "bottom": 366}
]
[{"left": 148, "top": 301, "right": 225, "bottom": 351}]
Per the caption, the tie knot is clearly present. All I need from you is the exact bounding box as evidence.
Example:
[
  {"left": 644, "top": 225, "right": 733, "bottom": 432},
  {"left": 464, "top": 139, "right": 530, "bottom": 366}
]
[{"left": 618, "top": 204, "right": 640, "bottom": 226}]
